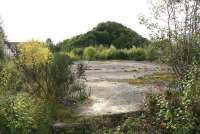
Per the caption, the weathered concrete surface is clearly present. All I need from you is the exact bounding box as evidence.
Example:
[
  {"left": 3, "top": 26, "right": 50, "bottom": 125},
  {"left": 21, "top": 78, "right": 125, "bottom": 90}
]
[{"left": 74, "top": 60, "right": 169, "bottom": 116}]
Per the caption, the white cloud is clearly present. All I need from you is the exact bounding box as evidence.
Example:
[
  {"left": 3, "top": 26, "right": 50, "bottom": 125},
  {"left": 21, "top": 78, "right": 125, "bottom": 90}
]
[{"left": 0, "top": 0, "right": 150, "bottom": 43}]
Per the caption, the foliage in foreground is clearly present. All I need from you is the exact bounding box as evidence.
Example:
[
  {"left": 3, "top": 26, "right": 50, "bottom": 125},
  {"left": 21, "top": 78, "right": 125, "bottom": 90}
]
[
  {"left": 17, "top": 41, "right": 88, "bottom": 102},
  {"left": 0, "top": 40, "right": 88, "bottom": 134},
  {"left": 0, "top": 93, "right": 53, "bottom": 134},
  {"left": 99, "top": 64, "right": 200, "bottom": 134}
]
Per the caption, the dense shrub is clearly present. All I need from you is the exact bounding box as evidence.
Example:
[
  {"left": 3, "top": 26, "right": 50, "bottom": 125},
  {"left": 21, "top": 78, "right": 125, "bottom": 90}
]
[
  {"left": 17, "top": 41, "right": 50, "bottom": 68},
  {"left": 0, "top": 61, "right": 22, "bottom": 93},
  {"left": 0, "top": 40, "right": 89, "bottom": 133},
  {"left": 50, "top": 53, "right": 88, "bottom": 102},
  {"left": 83, "top": 46, "right": 97, "bottom": 60},
  {"left": 71, "top": 48, "right": 84, "bottom": 57},
  {"left": 65, "top": 51, "right": 80, "bottom": 60},
  {"left": 17, "top": 42, "right": 88, "bottom": 102},
  {"left": 145, "top": 45, "right": 160, "bottom": 61},
  {"left": 128, "top": 48, "right": 146, "bottom": 61},
  {"left": 97, "top": 46, "right": 118, "bottom": 60},
  {"left": 96, "top": 49, "right": 108, "bottom": 59},
  {"left": 0, "top": 93, "right": 53, "bottom": 134},
  {"left": 104, "top": 46, "right": 118, "bottom": 59},
  {"left": 115, "top": 49, "right": 129, "bottom": 59},
  {"left": 146, "top": 41, "right": 171, "bottom": 63},
  {"left": 66, "top": 46, "right": 151, "bottom": 61},
  {"left": 132, "top": 65, "right": 199, "bottom": 134}
]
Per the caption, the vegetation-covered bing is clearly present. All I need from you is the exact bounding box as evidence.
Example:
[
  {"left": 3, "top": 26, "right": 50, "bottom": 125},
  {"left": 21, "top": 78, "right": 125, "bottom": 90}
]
[{"left": 58, "top": 21, "right": 148, "bottom": 50}]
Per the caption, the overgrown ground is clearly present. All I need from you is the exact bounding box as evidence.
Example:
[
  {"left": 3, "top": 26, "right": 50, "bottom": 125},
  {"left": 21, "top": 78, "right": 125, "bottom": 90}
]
[{"left": 51, "top": 60, "right": 174, "bottom": 133}]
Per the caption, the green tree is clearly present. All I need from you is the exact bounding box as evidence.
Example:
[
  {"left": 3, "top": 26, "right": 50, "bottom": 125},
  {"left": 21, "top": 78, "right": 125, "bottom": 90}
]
[
  {"left": 0, "top": 19, "right": 5, "bottom": 59},
  {"left": 140, "top": 0, "right": 200, "bottom": 78},
  {"left": 46, "top": 38, "right": 55, "bottom": 52},
  {"left": 83, "top": 46, "right": 97, "bottom": 60},
  {"left": 16, "top": 40, "right": 88, "bottom": 102}
]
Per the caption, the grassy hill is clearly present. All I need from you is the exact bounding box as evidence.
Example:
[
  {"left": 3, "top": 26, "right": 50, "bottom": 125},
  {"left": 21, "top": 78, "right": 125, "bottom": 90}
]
[{"left": 58, "top": 21, "right": 148, "bottom": 50}]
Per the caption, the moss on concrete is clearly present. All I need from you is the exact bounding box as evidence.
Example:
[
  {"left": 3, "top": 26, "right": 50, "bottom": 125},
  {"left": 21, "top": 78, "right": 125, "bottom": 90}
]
[{"left": 128, "top": 72, "right": 175, "bottom": 85}]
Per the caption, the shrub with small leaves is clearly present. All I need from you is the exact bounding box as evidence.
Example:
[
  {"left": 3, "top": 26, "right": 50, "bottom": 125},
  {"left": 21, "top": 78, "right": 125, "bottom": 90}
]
[{"left": 0, "top": 93, "right": 53, "bottom": 134}]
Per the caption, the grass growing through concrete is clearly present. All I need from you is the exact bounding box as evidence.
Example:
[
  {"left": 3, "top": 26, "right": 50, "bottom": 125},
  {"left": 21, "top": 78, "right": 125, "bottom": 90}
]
[{"left": 128, "top": 72, "right": 176, "bottom": 85}]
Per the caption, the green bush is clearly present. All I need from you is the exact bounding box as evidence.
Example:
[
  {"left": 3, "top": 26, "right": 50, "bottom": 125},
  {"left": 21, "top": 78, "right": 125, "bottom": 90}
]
[
  {"left": 0, "top": 93, "right": 53, "bottom": 134},
  {"left": 115, "top": 49, "right": 129, "bottom": 59},
  {"left": 72, "top": 48, "right": 84, "bottom": 57},
  {"left": 63, "top": 45, "right": 161, "bottom": 61},
  {"left": 129, "top": 48, "right": 146, "bottom": 61},
  {"left": 105, "top": 46, "right": 118, "bottom": 59},
  {"left": 145, "top": 45, "right": 160, "bottom": 61},
  {"left": 17, "top": 41, "right": 51, "bottom": 68},
  {"left": 50, "top": 53, "right": 89, "bottom": 101},
  {"left": 143, "top": 65, "right": 199, "bottom": 133},
  {"left": 16, "top": 41, "right": 86, "bottom": 101},
  {"left": 97, "top": 49, "right": 108, "bottom": 60},
  {"left": 0, "top": 60, "right": 23, "bottom": 94},
  {"left": 148, "top": 40, "right": 171, "bottom": 63},
  {"left": 97, "top": 46, "right": 118, "bottom": 60},
  {"left": 64, "top": 51, "right": 80, "bottom": 60},
  {"left": 97, "top": 46, "right": 147, "bottom": 60},
  {"left": 83, "top": 46, "right": 97, "bottom": 60},
  {"left": 0, "top": 41, "right": 89, "bottom": 133},
  {"left": 0, "top": 40, "right": 92, "bottom": 134}
]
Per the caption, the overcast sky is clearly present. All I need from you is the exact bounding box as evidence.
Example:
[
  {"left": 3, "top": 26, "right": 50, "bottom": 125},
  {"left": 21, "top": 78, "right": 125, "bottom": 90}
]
[{"left": 0, "top": 0, "right": 150, "bottom": 43}]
